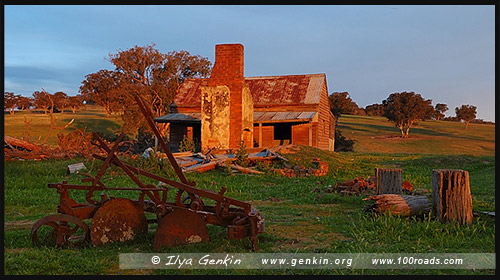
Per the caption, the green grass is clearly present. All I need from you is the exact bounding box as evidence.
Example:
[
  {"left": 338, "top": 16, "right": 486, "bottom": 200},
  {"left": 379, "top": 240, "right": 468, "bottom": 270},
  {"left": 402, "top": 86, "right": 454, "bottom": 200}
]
[{"left": 3, "top": 111, "right": 495, "bottom": 275}]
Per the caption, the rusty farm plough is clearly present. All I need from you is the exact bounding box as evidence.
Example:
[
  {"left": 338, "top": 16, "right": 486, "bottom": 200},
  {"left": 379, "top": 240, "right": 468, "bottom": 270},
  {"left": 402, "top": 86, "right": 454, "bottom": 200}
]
[{"left": 31, "top": 95, "right": 265, "bottom": 251}]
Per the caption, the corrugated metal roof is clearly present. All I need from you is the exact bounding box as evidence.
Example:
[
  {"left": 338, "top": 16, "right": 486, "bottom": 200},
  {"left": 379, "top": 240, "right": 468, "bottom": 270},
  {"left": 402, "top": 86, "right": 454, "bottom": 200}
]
[
  {"left": 154, "top": 113, "right": 201, "bottom": 123},
  {"left": 173, "top": 73, "right": 325, "bottom": 107},
  {"left": 253, "top": 111, "right": 316, "bottom": 123},
  {"left": 156, "top": 111, "right": 316, "bottom": 123}
]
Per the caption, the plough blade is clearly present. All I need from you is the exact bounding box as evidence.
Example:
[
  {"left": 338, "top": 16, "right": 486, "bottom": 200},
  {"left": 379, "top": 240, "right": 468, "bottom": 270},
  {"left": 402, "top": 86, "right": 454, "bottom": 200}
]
[
  {"left": 154, "top": 207, "right": 209, "bottom": 250},
  {"left": 90, "top": 198, "right": 148, "bottom": 246}
]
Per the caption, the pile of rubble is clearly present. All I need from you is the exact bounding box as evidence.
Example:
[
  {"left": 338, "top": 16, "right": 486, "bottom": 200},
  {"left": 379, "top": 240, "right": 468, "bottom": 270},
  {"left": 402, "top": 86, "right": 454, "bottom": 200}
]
[
  {"left": 144, "top": 147, "right": 286, "bottom": 174},
  {"left": 320, "top": 176, "right": 415, "bottom": 196},
  {"left": 326, "top": 176, "right": 376, "bottom": 196},
  {"left": 4, "top": 129, "right": 129, "bottom": 161},
  {"left": 273, "top": 158, "right": 329, "bottom": 177}
]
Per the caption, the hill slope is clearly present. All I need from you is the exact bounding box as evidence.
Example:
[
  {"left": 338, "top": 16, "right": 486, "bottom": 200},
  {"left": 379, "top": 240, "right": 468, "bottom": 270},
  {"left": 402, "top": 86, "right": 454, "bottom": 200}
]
[{"left": 337, "top": 115, "right": 494, "bottom": 156}]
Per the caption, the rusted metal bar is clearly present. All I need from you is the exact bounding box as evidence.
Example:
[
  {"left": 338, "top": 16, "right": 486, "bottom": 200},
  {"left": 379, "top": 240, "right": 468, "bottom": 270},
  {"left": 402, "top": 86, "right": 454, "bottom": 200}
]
[
  {"left": 49, "top": 183, "right": 167, "bottom": 192},
  {"left": 92, "top": 153, "right": 252, "bottom": 211},
  {"left": 133, "top": 95, "right": 190, "bottom": 185},
  {"left": 92, "top": 133, "right": 162, "bottom": 205},
  {"left": 92, "top": 133, "right": 123, "bottom": 188}
]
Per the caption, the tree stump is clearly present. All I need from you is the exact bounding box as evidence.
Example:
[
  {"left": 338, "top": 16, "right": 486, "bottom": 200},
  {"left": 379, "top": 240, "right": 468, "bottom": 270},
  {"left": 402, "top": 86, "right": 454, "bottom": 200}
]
[
  {"left": 431, "top": 169, "right": 473, "bottom": 225},
  {"left": 374, "top": 168, "right": 402, "bottom": 194}
]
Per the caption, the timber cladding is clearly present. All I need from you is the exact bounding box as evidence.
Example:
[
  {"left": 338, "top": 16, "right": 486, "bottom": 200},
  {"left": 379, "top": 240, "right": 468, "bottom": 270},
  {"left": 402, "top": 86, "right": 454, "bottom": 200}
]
[{"left": 292, "top": 123, "right": 309, "bottom": 146}]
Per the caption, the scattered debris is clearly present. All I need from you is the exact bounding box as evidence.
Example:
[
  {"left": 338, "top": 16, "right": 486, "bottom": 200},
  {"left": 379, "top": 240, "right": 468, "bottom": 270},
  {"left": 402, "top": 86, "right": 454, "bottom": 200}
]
[
  {"left": 473, "top": 211, "right": 495, "bottom": 218},
  {"left": 67, "top": 162, "right": 86, "bottom": 174},
  {"left": 4, "top": 135, "right": 40, "bottom": 151},
  {"left": 325, "top": 177, "right": 417, "bottom": 196},
  {"left": 326, "top": 176, "right": 376, "bottom": 196},
  {"left": 273, "top": 158, "right": 329, "bottom": 177},
  {"left": 165, "top": 147, "right": 284, "bottom": 174},
  {"left": 4, "top": 128, "right": 129, "bottom": 161},
  {"left": 363, "top": 194, "right": 432, "bottom": 216},
  {"left": 402, "top": 180, "right": 414, "bottom": 193}
]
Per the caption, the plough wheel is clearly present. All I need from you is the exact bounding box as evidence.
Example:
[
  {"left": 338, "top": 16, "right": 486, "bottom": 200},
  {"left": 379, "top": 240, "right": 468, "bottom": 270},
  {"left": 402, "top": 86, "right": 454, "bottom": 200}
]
[
  {"left": 154, "top": 207, "right": 209, "bottom": 250},
  {"left": 91, "top": 198, "right": 148, "bottom": 246},
  {"left": 31, "top": 214, "right": 89, "bottom": 247}
]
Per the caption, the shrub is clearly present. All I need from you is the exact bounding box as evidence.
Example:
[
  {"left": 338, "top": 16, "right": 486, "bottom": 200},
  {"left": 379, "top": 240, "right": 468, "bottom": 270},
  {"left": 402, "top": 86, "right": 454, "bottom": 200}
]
[
  {"left": 235, "top": 140, "right": 249, "bottom": 167},
  {"left": 334, "top": 130, "right": 356, "bottom": 152},
  {"left": 179, "top": 135, "right": 196, "bottom": 152}
]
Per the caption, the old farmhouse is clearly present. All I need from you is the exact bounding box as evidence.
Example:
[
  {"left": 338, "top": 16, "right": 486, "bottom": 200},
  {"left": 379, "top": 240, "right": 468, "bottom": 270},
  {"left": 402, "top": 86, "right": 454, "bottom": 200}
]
[{"left": 155, "top": 43, "right": 335, "bottom": 152}]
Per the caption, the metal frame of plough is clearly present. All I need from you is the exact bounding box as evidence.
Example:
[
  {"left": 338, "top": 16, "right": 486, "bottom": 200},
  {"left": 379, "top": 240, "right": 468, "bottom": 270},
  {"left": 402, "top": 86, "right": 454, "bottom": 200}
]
[{"left": 30, "top": 95, "right": 265, "bottom": 251}]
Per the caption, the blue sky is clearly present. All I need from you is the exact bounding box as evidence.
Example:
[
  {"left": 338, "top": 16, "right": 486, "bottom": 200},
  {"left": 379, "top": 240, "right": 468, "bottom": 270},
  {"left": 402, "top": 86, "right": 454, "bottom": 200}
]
[{"left": 4, "top": 5, "right": 495, "bottom": 121}]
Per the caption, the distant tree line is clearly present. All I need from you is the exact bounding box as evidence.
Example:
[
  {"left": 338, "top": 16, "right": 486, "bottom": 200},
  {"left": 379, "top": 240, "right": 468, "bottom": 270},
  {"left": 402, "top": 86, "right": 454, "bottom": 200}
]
[{"left": 4, "top": 91, "right": 83, "bottom": 115}]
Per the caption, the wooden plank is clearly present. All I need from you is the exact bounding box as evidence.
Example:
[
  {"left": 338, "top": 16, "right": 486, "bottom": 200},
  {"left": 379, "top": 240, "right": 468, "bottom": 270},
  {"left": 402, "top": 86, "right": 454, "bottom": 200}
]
[
  {"left": 259, "top": 123, "right": 262, "bottom": 148},
  {"left": 67, "top": 162, "right": 86, "bottom": 174},
  {"left": 172, "top": 151, "right": 195, "bottom": 157},
  {"left": 230, "top": 164, "right": 265, "bottom": 174},
  {"left": 291, "top": 123, "right": 309, "bottom": 145},
  {"left": 184, "top": 161, "right": 218, "bottom": 173}
]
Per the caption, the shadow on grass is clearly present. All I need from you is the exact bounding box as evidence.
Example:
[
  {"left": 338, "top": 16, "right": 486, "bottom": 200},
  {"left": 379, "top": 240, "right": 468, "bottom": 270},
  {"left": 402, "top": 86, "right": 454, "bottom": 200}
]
[
  {"left": 341, "top": 122, "right": 490, "bottom": 142},
  {"left": 62, "top": 118, "right": 121, "bottom": 134},
  {"left": 337, "top": 123, "right": 400, "bottom": 134}
]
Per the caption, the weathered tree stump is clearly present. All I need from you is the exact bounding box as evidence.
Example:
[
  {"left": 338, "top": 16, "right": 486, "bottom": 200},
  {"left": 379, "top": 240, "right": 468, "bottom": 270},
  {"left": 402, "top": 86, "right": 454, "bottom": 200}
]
[
  {"left": 431, "top": 169, "right": 473, "bottom": 225},
  {"left": 363, "top": 194, "right": 432, "bottom": 216},
  {"left": 375, "top": 168, "right": 402, "bottom": 194}
]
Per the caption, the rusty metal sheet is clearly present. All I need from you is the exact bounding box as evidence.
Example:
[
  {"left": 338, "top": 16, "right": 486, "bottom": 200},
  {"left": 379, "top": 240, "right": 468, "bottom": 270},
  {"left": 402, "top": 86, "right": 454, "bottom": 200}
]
[
  {"left": 154, "top": 113, "right": 201, "bottom": 123},
  {"left": 173, "top": 74, "right": 326, "bottom": 108},
  {"left": 90, "top": 198, "right": 148, "bottom": 246},
  {"left": 304, "top": 74, "right": 324, "bottom": 104},
  {"left": 173, "top": 79, "right": 206, "bottom": 107},
  {"left": 154, "top": 207, "right": 209, "bottom": 250},
  {"left": 253, "top": 111, "right": 316, "bottom": 122}
]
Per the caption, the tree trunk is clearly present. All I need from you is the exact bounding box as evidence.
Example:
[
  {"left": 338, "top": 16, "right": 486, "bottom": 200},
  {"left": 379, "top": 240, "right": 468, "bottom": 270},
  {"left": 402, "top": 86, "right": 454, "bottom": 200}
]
[
  {"left": 405, "top": 126, "right": 410, "bottom": 138},
  {"left": 431, "top": 169, "right": 473, "bottom": 225},
  {"left": 4, "top": 136, "right": 40, "bottom": 151},
  {"left": 364, "top": 194, "right": 432, "bottom": 216},
  {"left": 375, "top": 168, "right": 402, "bottom": 194}
]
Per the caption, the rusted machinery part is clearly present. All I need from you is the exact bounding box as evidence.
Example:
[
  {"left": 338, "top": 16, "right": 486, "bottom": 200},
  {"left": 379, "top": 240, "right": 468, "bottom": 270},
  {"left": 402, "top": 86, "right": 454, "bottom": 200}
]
[
  {"left": 154, "top": 207, "right": 209, "bottom": 250},
  {"left": 90, "top": 198, "right": 148, "bottom": 246},
  {"left": 175, "top": 189, "right": 204, "bottom": 211},
  {"left": 31, "top": 214, "right": 90, "bottom": 247}
]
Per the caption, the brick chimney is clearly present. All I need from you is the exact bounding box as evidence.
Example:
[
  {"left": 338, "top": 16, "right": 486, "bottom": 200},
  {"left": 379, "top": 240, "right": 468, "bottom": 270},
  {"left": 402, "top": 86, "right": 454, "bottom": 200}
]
[
  {"left": 201, "top": 44, "right": 253, "bottom": 150},
  {"left": 208, "top": 44, "right": 245, "bottom": 87}
]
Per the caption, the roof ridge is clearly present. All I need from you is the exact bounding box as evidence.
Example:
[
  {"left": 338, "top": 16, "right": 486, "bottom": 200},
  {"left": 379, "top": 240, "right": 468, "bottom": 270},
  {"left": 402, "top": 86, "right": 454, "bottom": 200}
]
[{"left": 245, "top": 73, "right": 325, "bottom": 79}]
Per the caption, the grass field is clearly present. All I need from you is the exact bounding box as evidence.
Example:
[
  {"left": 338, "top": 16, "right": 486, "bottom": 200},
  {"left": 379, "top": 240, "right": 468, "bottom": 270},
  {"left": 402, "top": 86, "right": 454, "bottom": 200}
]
[
  {"left": 3, "top": 105, "right": 125, "bottom": 146},
  {"left": 3, "top": 108, "right": 495, "bottom": 275}
]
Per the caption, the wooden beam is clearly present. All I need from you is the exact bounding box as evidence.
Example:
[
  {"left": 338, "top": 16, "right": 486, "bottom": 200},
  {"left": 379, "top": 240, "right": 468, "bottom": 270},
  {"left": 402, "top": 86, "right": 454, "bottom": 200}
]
[
  {"left": 309, "top": 121, "right": 313, "bottom": 146},
  {"left": 258, "top": 123, "right": 262, "bottom": 148}
]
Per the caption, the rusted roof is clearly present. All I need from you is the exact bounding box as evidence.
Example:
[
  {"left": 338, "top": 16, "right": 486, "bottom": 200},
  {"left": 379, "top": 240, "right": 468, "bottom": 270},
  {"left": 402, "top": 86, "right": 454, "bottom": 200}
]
[
  {"left": 154, "top": 112, "right": 201, "bottom": 123},
  {"left": 155, "top": 111, "right": 316, "bottom": 123},
  {"left": 254, "top": 111, "right": 316, "bottom": 123},
  {"left": 173, "top": 73, "right": 325, "bottom": 107}
]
